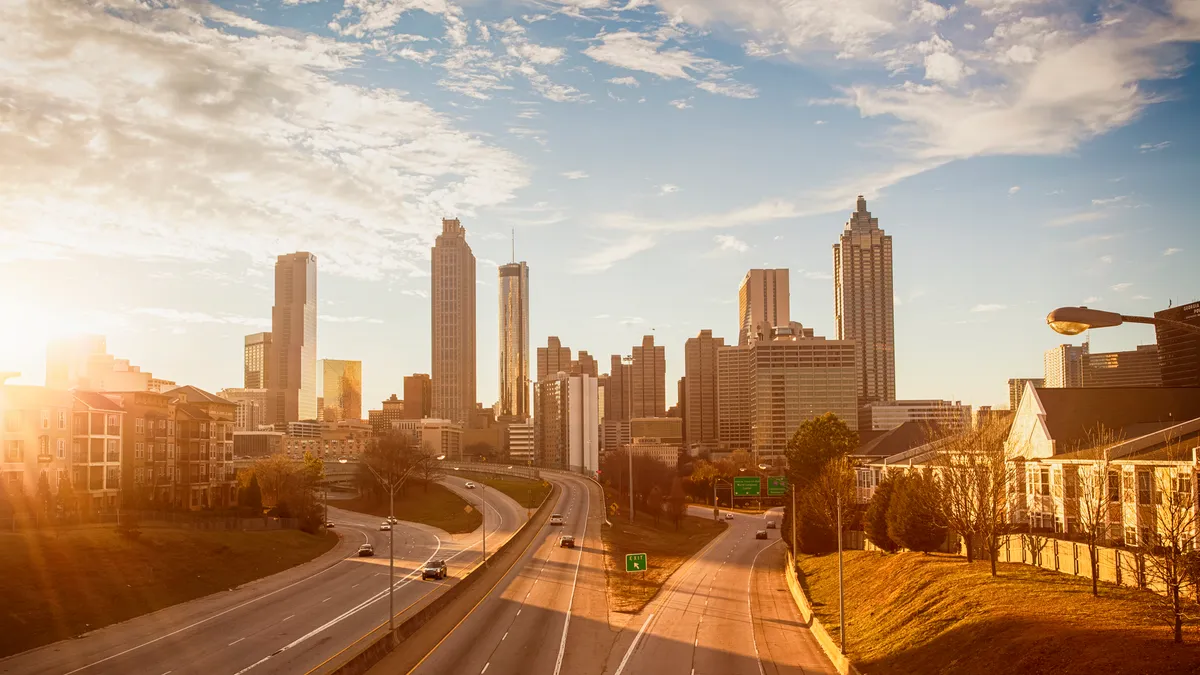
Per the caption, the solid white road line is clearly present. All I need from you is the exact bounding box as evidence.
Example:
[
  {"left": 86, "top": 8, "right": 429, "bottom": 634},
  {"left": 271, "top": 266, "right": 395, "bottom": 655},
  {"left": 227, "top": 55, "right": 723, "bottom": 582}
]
[
  {"left": 228, "top": 638, "right": 245, "bottom": 646},
  {"left": 552, "top": 476, "right": 591, "bottom": 675},
  {"left": 481, "top": 662, "right": 490, "bottom": 674},
  {"left": 613, "top": 613, "right": 655, "bottom": 675},
  {"left": 282, "top": 615, "right": 294, "bottom": 622},
  {"left": 746, "top": 542, "right": 773, "bottom": 675}
]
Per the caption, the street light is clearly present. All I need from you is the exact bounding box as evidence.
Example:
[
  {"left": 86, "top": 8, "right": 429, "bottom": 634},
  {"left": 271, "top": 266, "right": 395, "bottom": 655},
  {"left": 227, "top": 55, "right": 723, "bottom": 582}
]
[{"left": 1047, "top": 306, "right": 1200, "bottom": 336}]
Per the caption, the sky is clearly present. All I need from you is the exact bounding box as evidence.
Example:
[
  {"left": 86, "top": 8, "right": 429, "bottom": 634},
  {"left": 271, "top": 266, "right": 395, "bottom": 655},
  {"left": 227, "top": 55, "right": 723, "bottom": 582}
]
[{"left": 1, "top": 0, "right": 1199, "bottom": 413}]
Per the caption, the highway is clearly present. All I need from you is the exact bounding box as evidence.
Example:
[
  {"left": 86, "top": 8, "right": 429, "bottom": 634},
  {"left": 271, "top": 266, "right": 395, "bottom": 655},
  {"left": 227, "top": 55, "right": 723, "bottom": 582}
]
[{"left": 0, "top": 478, "right": 522, "bottom": 675}]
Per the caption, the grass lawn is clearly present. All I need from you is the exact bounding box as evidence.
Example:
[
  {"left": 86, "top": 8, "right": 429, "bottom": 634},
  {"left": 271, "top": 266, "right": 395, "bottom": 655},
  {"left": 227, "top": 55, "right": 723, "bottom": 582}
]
[
  {"left": 601, "top": 509, "right": 727, "bottom": 613},
  {"left": 457, "top": 472, "right": 552, "bottom": 509},
  {"left": 335, "top": 480, "right": 482, "bottom": 534},
  {"left": 797, "top": 550, "right": 1200, "bottom": 675},
  {"left": 0, "top": 527, "right": 335, "bottom": 658}
]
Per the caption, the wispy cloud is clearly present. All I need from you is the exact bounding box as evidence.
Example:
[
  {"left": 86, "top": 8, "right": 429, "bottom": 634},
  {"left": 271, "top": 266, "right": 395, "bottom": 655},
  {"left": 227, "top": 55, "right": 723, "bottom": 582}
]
[
  {"left": 401, "top": 289, "right": 429, "bottom": 298},
  {"left": 608, "top": 76, "right": 640, "bottom": 87},
  {"left": 1083, "top": 296, "right": 1101, "bottom": 304},
  {"left": 1139, "top": 141, "right": 1170, "bottom": 153},
  {"left": 593, "top": 314, "right": 611, "bottom": 319},
  {"left": 971, "top": 304, "right": 1007, "bottom": 313},
  {"left": 658, "top": 184, "right": 680, "bottom": 195},
  {"left": 1111, "top": 282, "right": 1133, "bottom": 292},
  {"left": 814, "top": 120, "right": 826, "bottom": 125},
  {"left": 804, "top": 271, "right": 832, "bottom": 280},
  {"left": 132, "top": 307, "right": 271, "bottom": 327},
  {"left": 1164, "top": 247, "right": 1183, "bottom": 256},
  {"left": 322, "top": 315, "right": 385, "bottom": 323},
  {"left": 1098, "top": 255, "right": 1113, "bottom": 264},
  {"left": 1132, "top": 294, "right": 1151, "bottom": 300},
  {"left": 1047, "top": 211, "right": 1109, "bottom": 227},
  {"left": 563, "top": 170, "right": 590, "bottom": 180},
  {"left": 711, "top": 234, "right": 749, "bottom": 254},
  {"left": 584, "top": 29, "right": 757, "bottom": 99},
  {"left": 573, "top": 234, "right": 655, "bottom": 273},
  {"left": 1008, "top": 185, "right": 1020, "bottom": 195},
  {"left": 1091, "top": 196, "right": 1127, "bottom": 206},
  {"left": 619, "top": 316, "right": 645, "bottom": 325},
  {"left": 669, "top": 98, "right": 693, "bottom": 109}
]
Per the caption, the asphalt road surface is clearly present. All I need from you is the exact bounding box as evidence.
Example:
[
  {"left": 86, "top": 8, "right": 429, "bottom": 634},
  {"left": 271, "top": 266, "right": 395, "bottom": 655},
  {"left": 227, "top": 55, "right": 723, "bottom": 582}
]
[{"left": 0, "top": 478, "right": 522, "bottom": 675}]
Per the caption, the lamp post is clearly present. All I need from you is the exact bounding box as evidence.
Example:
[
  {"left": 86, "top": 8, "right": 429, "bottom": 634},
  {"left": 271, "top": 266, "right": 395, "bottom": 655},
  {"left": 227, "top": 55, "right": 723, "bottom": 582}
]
[
  {"left": 1046, "top": 306, "right": 1200, "bottom": 336},
  {"left": 838, "top": 490, "right": 846, "bottom": 655}
]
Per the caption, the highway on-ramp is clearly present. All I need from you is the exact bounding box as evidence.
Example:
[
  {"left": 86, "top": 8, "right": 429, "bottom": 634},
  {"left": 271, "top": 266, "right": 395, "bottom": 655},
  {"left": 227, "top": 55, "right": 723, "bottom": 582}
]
[{"left": 0, "top": 478, "right": 522, "bottom": 675}]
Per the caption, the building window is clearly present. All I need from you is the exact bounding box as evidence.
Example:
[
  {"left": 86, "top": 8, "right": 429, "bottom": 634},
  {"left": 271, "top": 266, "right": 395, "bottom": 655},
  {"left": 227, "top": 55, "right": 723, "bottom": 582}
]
[
  {"left": 1136, "top": 471, "right": 1152, "bottom": 505},
  {"left": 200, "top": 422, "right": 207, "bottom": 434},
  {"left": 41, "top": 410, "right": 50, "bottom": 429},
  {"left": 3, "top": 411, "right": 18, "bottom": 432},
  {"left": 135, "top": 468, "right": 145, "bottom": 484},
  {"left": 1039, "top": 468, "right": 1051, "bottom": 496},
  {"left": 5, "top": 440, "right": 25, "bottom": 462},
  {"left": 135, "top": 443, "right": 144, "bottom": 460},
  {"left": 168, "top": 420, "right": 175, "bottom": 435},
  {"left": 57, "top": 411, "right": 67, "bottom": 430},
  {"left": 1108, "top": 471, "right": 1120, "bottom": 503},
  {"left": 158, "top": 419, "right": 166, "bottom": 430},
  {"left": 168, "top": 444, "right": 175, "bottom": 460},
  {"left": 136, "top": 418, "right": 145, "bottom": 434},
  {"left": 1176, "top": 474, "right": 1193, "bottom": 503},
  {"left": 56, "top": 439, "right": 65, "bottom": 460}
]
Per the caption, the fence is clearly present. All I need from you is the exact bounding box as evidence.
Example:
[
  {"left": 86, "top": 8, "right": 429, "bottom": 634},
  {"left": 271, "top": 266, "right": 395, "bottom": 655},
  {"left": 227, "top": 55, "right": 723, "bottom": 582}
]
[{"left": 0, "top": 511, "right": 300, "bottom": 533}]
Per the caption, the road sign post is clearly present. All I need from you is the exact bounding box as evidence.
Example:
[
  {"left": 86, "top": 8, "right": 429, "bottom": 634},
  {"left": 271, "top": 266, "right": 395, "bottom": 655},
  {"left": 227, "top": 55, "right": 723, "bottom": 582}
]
[
  {"left": 625, "top": 552, "right": 648, "bottom": 573},
  {"left": 733, "top": 476, "right": 761, "bottom": 497},
  {"left": 767, "top": 476, "right": 788, "bottom": 497}
]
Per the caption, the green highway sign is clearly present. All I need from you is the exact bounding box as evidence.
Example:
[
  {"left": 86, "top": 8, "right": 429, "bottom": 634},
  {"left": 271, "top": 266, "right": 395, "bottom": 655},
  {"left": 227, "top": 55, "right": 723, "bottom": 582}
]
[
  {"left": 767, "top": 476, "right": 788, "bottom": 497},
  {"left": 625, "top": 553, "right": 648, "bottom": 572},
  {"left": 734, "top": 476, "right": 761, "bottom": 497}
]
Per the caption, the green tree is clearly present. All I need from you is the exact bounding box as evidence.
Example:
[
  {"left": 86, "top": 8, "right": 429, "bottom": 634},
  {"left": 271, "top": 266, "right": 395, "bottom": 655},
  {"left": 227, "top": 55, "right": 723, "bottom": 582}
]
[
  {"left": 864, "top": 475, "right": 899, "bottom": 553},
  {"left": 784, "top": 413, "right": 858, "bottom": 488},
  {"left": 886, "top": 472, "right": 946, "bottom": 553},
  {"left": 244, "top": 474, "right": 263, "bottom": 513},
  {"left": 36, "top": 472, "right": 54, "bottom": 522},
  {"left": 667, "top": 477, "right": 687, "bottom": 530},
  {"left": 685, "top": 459, "right": 720, "bottom": 505},
  {"left": 646, "top": 485, "right": 663, "bottom": 527},
  {"left": 58, "top": 477, "right": 77, "bottom": 521}
]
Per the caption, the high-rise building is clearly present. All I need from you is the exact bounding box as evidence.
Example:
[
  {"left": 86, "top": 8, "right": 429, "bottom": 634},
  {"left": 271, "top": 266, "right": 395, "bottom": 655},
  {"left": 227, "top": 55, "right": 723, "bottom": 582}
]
[
  {"left": 46, "top": 335, "right": 170, "bottom": 393},
  {"left": 269, "top": 252, "right": 318, "bottom": 424},
  {"left": 537, "top": 336, "right": 572, "bottom": 383},
  {"left": 833, "top": 196, "right": 895, "bottom": 405},
  {"left": 573, "top": 351, "right": 599, "bottom": 378},
  {"left": 861, "top": 399, "right": 972, "bottom": 432},
  {"left": 244, "top": 332, "right": 272, "bottom": 389},
  {"left": 1044, "top": 343, "right": 1088, "bottom": 388},
  {"left": 1007, "top": 378, "right": 1044, "bottom": 411},
  {"left": 717, "top": 344, "right": 751, "bottom": 452},
  {"left": 498, "top": 262, "right": 530, "bottom": 419},
  {"left": 368, "top": 394, "right": 407, "bottom": 435},
  {"left": 1083, "top": 345, "right": 1162, "bottom": 388},
  {"left": 431, "top": 218, "right": 476, "bottom": 426},
  {"left": 217, "top": 388, "right": 269, "bottom": 431},
  {"left": 1155, "top": 301, "right": 1200, "bottom": 387},
  {"left": 534, "top": 373, "right": 599, "bottom": 474},
  {"left": 505, "top": 418, "right": 535, "bottom": 463},
  {"left": 738, "top": 269, "right": 790, "bottom": 346},
  {"left": 605, "top": 355, "right": 633, "bottom": 422},
  {"left": 319, "top": 359, "right": 363, "bottom": 422},
  {"left": 684, "top": 330, "right": 724, "bottom": 453},
  {"left": 402, "top": 374, "right": 432, "bottom": 419},
  {"left": 749, "top": 329, "right": 859, "bottom": 462},
  {"left": 631, "top": 335, "right": 666, "bottom": 418}
]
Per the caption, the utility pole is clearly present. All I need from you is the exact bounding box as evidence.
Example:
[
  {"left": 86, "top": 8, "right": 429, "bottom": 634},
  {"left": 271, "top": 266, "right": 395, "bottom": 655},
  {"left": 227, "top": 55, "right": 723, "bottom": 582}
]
[
  {"left": 791, "top": 485, "right": 797, "bottom": 561},
  {"left": 837, "top": 491, "right": 846, "bottom": 655},
  {"left": 628, "top": 448, "right": 634, "bottom": 523}
]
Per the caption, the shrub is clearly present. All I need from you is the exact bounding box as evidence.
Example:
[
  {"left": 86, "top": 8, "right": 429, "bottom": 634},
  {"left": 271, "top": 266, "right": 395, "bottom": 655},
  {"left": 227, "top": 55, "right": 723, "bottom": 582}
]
[
  {"left": 886, "top": 472, "right": 946, "bottom": 553},
  {"left": 865, "top": 476, "right": 899, "bottom": 553}
]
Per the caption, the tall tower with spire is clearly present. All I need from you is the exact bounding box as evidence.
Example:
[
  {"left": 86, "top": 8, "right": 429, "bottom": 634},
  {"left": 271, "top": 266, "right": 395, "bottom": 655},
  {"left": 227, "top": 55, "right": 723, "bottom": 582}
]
[
  {"left": 431, "top": 218, "right": 476, "bottom": 425},
  {"left": 833, "top": 196, "right": 895, "bottom": 405}
]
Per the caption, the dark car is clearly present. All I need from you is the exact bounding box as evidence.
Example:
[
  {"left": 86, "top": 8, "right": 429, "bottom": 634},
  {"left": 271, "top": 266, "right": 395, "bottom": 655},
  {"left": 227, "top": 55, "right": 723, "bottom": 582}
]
[
  {"left": 559, "top": 535, "right": 576, "bottom": 548},
  {"left": 358, "top": 543, "right": 375, "bottom": 557},
  {"left": 755, "top": 530, "right": 768, "bottom": 540},
  {"left": 422, "top": 559, "right": 448, "bottom": 580}
]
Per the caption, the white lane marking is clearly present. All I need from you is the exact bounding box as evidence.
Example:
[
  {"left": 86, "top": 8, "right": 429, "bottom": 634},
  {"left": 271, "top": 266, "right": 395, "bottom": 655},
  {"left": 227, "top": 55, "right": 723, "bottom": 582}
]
[
  {"left": 613, "top": 613, "right": 655, "bottom": 675},
  {"left": 282, "top": 615, "right": 294, "bottom": 622},
  {"left": 747, "top": 542, "right": 773, "bottom": 675},
  {"left": 351, "top": 583, "right": 359, "bottom": 589},
  {"left": 228, "top": 638, "right": 245, "bottom": 646},
  {"left": 322, "top": 597, "right": 331, "bottom": 603},
  {"left": 481, "top": 663, "right": 490, "bottom": 674},
  {"left": 516, "top": 609, "right": 521, "bottom": 616},
  {"left": 502, "top": 631, "right": 508, "bottom": 641},
  {"left": 552, "top": 475, "right": 591, "bottom": 675}
]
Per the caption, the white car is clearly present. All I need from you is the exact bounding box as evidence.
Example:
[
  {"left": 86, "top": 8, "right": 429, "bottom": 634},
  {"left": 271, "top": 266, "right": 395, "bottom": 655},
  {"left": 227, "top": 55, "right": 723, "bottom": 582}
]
[
  {"left": 549, "top": 514, "right": 564, "bottom": 526},
  {"left": 465, "top": 482, "right": 476, "bottom": 489},
  {"left": 725, "top": 513, "right": 734, "bottom": 520},
  {"left": 388, "top": 516, "right": 398, "bottom": 524},
  {"left": 380, "top": 522, "right": 392, "bottom": 531}
]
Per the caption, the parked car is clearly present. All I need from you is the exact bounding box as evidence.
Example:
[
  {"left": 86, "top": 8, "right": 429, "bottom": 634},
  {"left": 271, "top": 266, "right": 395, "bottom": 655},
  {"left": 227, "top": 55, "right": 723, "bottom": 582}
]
[
  {"left": 549, "top": 514, "right": 564, "bottom": 525},
  {"left": 465, "top": 481, "right": 476, "bottom": 489},
  {"left": 725, "top": 513, "right": 735, "bottom": 520},
  {"left": 755, "top": 530, "right": 768, "bottom": 540},
  {"left": 422, "top": 559, "right": 448, "bottom": 580},
  {"left": 379, "top": 522, "right": 391, "bottom": 531},
  {"left": 766, "top": 520, "right": 776, "bottom": 529},
  {"left": 559, "top": 535, "right": 576, "bottom": 548},
  {"left": 358, "top": 543, "right": 375, "bottom": 557}
]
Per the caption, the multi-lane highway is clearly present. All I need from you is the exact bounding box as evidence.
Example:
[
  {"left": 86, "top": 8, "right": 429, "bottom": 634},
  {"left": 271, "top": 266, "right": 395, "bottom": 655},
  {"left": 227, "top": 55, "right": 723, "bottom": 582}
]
[{"left": 0, "top": 479, "right": 522, "bottom": 675}]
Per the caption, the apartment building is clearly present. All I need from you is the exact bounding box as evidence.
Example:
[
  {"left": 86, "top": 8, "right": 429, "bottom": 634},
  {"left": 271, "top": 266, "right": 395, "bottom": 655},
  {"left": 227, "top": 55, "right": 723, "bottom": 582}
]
[{"left": 0, "top": 385, "right": 76, "bottom": 510}]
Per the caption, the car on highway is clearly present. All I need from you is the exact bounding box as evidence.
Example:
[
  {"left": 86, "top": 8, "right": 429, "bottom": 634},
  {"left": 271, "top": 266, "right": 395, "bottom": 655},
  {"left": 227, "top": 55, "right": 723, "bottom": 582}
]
[
  {"left": 755, "top": 530, "right": 768, "bottom": 540},
  {"left": 549, "top": 514, "right": 564, "bottom": 525},
  {"left": 766, "top": 520, "right": 775, "bottom": 529},
  {"left": 358, "top": 543, "right": 375, "bottom": 557},
  {"left": 465, "top": 481, "right": 476, "bottom": 489},
  {"left": 379, "top": 522, "right": 391, "bottom": 531},
  {"left": 388, "top": 516, "right": 398, "bottom": 523},
  {"left": 325, "top": 521, "right": 335, "bottom": 528},
  {"left": 422, "top": 559, "right": 448, "bottom": 580},
  {"left": 559, "top": 535, "right": 575, "bottom": 548},
  {"left": 725, "top": 512, "right": 735, "bottom": 520}
]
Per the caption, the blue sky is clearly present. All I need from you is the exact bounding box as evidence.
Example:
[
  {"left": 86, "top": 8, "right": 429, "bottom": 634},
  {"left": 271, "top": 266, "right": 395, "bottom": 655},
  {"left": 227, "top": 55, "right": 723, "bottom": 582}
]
[{"left": 1, "top": 0, "right": 1198, "bottom": 412}]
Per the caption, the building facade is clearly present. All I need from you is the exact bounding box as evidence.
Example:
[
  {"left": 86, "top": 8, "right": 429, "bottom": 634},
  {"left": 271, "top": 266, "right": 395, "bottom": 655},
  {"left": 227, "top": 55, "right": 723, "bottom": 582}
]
[
  {"left": 498, "top": 261, "right": 530, "bottom": 420},
  {"left": 167, "top": 386, "right": 237, "bottom": 509},
  {"left": 244, "top": 332, "right": 272, "bottom": 389},
  {"left": 631, "top": 335, "right": 666, "bottom": 418},
  {"left": 1008, "top": 377, "right": 1044, "bottom": 411},
  {"left": 431, "top": 218, "right": 476, "bottom": 426},
  {"left": 537, "top": 336, "right": 572, "bottom": 383},
  {"left": 1083, "top": 345, "right": 1162, "bottom": 388},
  {"left": 0, "top": 385, "right": 77, "bottom": 511},
  {"left": 833, "top": 196, "right": 896, "bottom": 405},
  {"left": 717, "top": 344, "right": 751, "bottom": 452},
  {"left": 605, "top": 355, "right": 633, "bottom": 422},
  {"left": 573, "top": 351, "right": 599, "bottom": 377},
  {"left": 601, "top": 420, "right": 632, "bottom": 452},
  {"left": 684, "top": 330, "right": 723, "bottom": 452},
  {"left": 738, "top": 269, "right": 790, "bottom": 346},
  {"left": 534, "top": 373, "right": 599, "bottom": 474},
  {"left": 319, "top": 359, "right": 362, "bottom": 422},
  {"left": 102, "top": 390, "right": 176, "bottom": 509},
  {"left": 46, "top": 335, "right": 170, "bottom": 393},
  {"left": 368, "top": 394, "right": 407, "bottom": 435},
  {"left": 269, "top": 252, "right": 318, "bottom": 424},
  {"left": 217, "top": 388, "right": 269, "bottom": 431},
  {"left": 1155, "top": 301, "right": 1200, "bottom": 387},
  {"left": 403, "top": 374, "right": 431, "bottom": 419},
  {"left": 1044, "top": 343, "right": 1088, "bottom": 388},
  {"left": 861, "top": 399, "right": 972, "bottom": 432},
  {"left": 505, "top": 419, "right": 535, "bottom": 463}
]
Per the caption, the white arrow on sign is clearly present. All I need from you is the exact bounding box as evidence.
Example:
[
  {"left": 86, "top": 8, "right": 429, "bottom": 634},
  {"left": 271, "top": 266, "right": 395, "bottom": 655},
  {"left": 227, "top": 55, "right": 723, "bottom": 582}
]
[{"left": 632, "top": 561, "right": 642, "bottom": 570}]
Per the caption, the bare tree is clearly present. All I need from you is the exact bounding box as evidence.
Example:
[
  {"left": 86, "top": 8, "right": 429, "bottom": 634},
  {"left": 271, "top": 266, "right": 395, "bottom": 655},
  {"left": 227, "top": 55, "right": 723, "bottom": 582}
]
[
  {"left": 1074, "top": 425, "right": 1123, "bottom": 596},
  {"left": 413, "top": 441, "right": 445, "bottom": 492},
  {"left": 1143, "top": 467, "right": 1198, "bottom": 644},
  {"left": 933, "top": 417, "right": 1013, "bottom": 574},
  {"left": 803, "top": 457, "right": 856, "bottom": 534}
]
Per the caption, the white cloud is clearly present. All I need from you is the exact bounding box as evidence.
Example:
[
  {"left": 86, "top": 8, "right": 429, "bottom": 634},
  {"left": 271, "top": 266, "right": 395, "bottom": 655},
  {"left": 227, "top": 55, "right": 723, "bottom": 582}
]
[
  {"left": 1132, "top": 294, "right": 1151, "bottom": 300},
  {"left": 619, "top": 316, "right": 645, "bottom": 325},
  {"left": 924, "top": 50, "right": 967, "bottom": 85},
  {"left": 1047, "top": 211, "right": 1109, "bottom": 227},
  {"left": 132, "top": 308, "right": 270, "bottom": 327},
  {"left": 563, "top": 170, "right": 590, "bottom": 180},
  {"left": 1164, "top": 247, "right": 1183, "bottom": 256},
  {"left": 1008, "top": 185, "right": 1020, "bottom": 194},
  {"left": 696, "top": 80, "right": 759, "bottom": 99},
  {"left": 0, "top": 0, "right": 526, "bottom": 279},
  {"left": 593, "top": 314, "right": 611, "bottom": 319},
  {"left": 1139, "top": 141, "right": 1171, "bottom": 153},
  {"left": 401, "top": 289, "right": 429, "bottom": 298},
  {"left": 584, "top": 29, "right": 757, "bottom": 98},
  {"left": 814, "top": 119, "right": 827, "bottom": 125},
  {"left": 659, "top": 183, "right": 681, "bottom": 195},
  {"left": 1111, "top": 282, "right": 1133, "bottom": 292},
  {"left": 1091, "top": 196, "right": 1127, "bottom": 206},
  {"left": 608, "top": 76, "right": 640, "bottom": 86},
  {"left": 1083, "top": 296, "right": 1101, "bottom": 303},
  {"left": 971, "top": 303, "right": 1007, "bottom": 312},
  {"left": 712, "top": 234, "right": 749, "bottom": 253},
  {"left": 1099, "top": 255, "right": 1113, "bottom": 264},
  {"left": 573, "top": 234, "right": 655, "bottom": 273},
  {"left": 669, "top": 98, "right": 693, "bottom": 109}
]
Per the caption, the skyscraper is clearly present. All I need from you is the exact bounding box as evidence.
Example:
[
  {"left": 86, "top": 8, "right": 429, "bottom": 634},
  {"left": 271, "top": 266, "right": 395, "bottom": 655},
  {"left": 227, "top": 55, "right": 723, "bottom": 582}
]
[
  {"left": 431, "top": 218, "right": 476, "bottom": 426},
  {"left": 498, "top": 261, "right": 530, "bottom": 419},
  {"left": 534, "top": 372, "right": 599, "bottom": 473},
  {"left": 1083, "top": 345, "right": 1162, "bottom": 387},
  {"left": 244, "top": 332, "right": 272, "bottom": 389},
  {"left": 403, "top": 374, "right": 432, "bottom": 419},
  {"left": 684, "top": 329, "right": 724, "bottom": 452},
  {"left": 1008, "top": 377, "right": 1044, "bottom": 411},
  {"left": 1044, "top": 343, "right": 1087, "bottom": 388},
  {"left": 269, "top": 252, "right": 318, "bottom": 424},
  {"left": 537, "top": 336, "right": 571, "bottom": 383},
  {"left": 573, "top": 351, "right": 599, "bottom": 377},
  {"left": 631, "top": 335, "right": 666, "bottom": 418},
  {"left": 1155, "top": 301, "right": 1200, "bottom": 387},
  {"left": 717, "top": 344, "right": 751, "bottom": 452},
  {"left": 605, "top": 355, "right": 633, "bottom": 422},
  {"left": 834, "top": 196, "right": 895, "bottom": 405},
  {"left": 738, "top": 269, "right": 790, "bottom": 346},
  {"left": 320, "top": 359, "right": 363, "bottom": 421}
]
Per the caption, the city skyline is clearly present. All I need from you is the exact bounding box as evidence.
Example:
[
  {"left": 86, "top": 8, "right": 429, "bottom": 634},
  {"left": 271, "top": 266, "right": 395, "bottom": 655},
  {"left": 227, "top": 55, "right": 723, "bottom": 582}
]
[{"left": 2, "top": 0, "right": 1199, "bottom": 412}]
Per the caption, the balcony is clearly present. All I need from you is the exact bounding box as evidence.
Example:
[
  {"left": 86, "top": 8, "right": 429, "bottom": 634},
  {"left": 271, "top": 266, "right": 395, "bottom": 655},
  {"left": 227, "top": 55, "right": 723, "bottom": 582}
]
[
  {"left": 106, "top": 425, "right": 121, "bottom": 436},
  {"left": 105, "top": 451, "right": 119, "bottom": 462}
]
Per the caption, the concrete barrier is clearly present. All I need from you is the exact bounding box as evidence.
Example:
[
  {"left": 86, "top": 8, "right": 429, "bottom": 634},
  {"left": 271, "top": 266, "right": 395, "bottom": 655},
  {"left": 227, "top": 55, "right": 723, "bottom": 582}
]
[
  {"left": 783, "top": 551, "right": 864, "bottom": 675},
  {"left": 315, "top": 482, "right": 561, "bottom": 675}
]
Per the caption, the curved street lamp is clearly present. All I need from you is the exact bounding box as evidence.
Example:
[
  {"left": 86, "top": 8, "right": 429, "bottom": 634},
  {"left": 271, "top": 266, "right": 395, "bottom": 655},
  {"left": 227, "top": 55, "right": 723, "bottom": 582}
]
[{"left": 1047, "top": 306, "right": 1200, "bottom": 336}]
